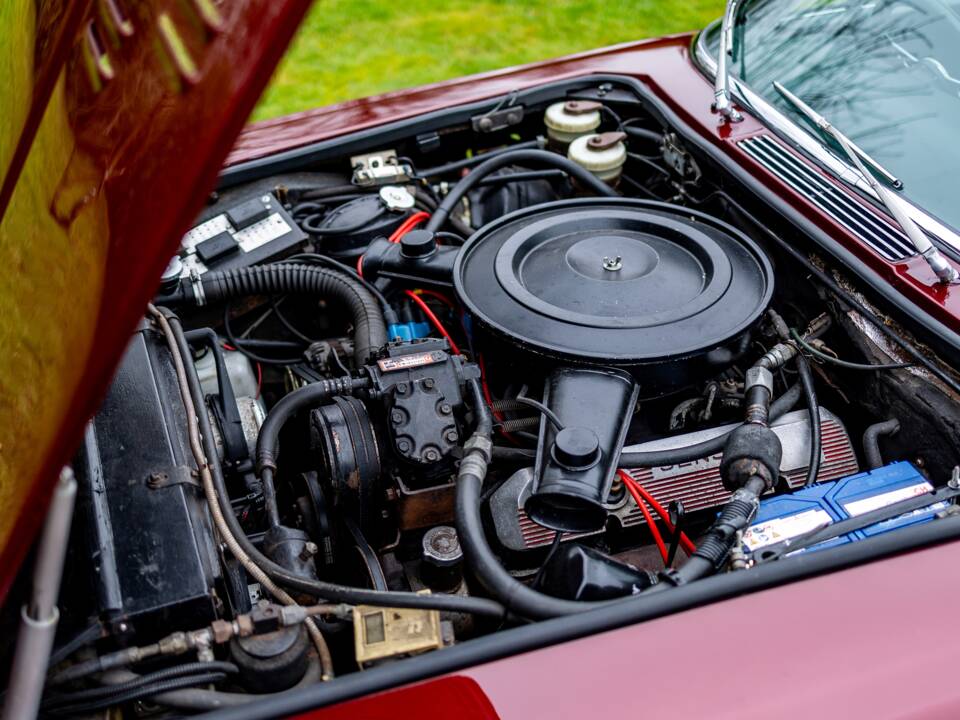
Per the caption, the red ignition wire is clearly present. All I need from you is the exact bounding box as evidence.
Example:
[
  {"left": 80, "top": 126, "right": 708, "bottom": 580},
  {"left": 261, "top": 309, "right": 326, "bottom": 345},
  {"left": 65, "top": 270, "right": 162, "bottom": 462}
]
[
  {"left": 618, "top": 470, "right": 697, "bottom": 555},
  {"left": 389, "top": 211, "right": 431, "bottom": 243},
  {"left": 412, "top": 288, "right": 456, "bottom": 309},
  {"left": 619, "top": 470, "right": 668, "bottom": 564},
  {"left": 405, "top": 289, "right": 461, "bottom": 355},
  {"left": 358, "top": 210, "right": 431, "bottom": 279}
]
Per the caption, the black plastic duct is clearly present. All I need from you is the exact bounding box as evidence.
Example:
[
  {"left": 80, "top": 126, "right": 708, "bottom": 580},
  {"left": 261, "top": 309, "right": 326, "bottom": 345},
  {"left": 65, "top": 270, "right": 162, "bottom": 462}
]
[{"left": 454, "top": 198, "right": 773, "bottom": 532}]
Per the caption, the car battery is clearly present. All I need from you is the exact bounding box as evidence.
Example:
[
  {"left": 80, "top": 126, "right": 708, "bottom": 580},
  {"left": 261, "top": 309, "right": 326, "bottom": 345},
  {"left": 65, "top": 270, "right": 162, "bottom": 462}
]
[{"left": 742, "top": 461, "right": 944, "bottom": 556}]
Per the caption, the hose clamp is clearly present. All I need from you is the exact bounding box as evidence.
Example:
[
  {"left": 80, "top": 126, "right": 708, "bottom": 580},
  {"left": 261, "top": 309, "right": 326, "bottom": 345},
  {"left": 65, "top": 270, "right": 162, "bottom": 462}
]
[
  {"left": 744, "top": 366, "right": 773, "bottom": 395},
  {"left": 464, "top": 434, "right": 493, "bottom": 462},
  {"left": 189, "top": 269, "right": 206, "bottom": 307}
]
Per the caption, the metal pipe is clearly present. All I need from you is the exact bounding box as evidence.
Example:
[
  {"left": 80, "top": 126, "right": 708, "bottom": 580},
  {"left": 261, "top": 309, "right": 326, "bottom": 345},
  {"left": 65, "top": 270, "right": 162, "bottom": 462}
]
[{"left": 2, "top": 467, "right": 77, "bottom": 720}]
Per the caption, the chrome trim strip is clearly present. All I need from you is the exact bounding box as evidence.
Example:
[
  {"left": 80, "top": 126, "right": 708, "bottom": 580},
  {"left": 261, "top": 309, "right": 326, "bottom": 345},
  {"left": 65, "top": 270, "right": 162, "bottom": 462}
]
[
  {"left": 693, "top": 26, "right": 960, "bottom": 257},
  {"left": 740, "top": 136, "right": 916, "bottom": 260}
]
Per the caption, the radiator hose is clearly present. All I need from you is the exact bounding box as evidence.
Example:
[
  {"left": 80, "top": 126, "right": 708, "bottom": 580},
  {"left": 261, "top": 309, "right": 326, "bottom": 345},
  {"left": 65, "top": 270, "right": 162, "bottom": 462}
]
[{"left": 183, "top": 264, "right": 387, "bottom": 364}]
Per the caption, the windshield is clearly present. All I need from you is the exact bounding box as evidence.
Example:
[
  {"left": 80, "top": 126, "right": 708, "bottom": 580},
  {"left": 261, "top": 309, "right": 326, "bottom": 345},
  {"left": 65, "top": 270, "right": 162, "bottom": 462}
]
[{"left": 707, "top": 0, "right": 960, "bottom": 230}]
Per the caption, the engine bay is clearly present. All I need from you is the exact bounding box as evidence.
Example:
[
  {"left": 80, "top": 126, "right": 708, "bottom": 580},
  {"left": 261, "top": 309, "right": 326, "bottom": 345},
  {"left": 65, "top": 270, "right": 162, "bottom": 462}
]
[{"left": 17, "top": 79, "right": 960, "bottom": 716}]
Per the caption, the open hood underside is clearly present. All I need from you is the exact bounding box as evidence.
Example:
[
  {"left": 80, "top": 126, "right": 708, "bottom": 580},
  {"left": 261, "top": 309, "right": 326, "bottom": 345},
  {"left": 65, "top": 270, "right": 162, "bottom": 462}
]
[{"left": 0, "top": 0, "right": 310, "bottom": 598}]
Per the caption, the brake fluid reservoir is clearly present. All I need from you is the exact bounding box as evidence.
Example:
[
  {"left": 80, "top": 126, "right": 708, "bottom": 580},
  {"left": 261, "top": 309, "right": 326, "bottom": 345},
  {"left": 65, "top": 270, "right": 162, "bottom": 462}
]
[
  {"left": 567, "top": 132, "right": 627, "bottom": 184},
  {"left": 544, "top": 100, "right": 602, "bottom": 149}
]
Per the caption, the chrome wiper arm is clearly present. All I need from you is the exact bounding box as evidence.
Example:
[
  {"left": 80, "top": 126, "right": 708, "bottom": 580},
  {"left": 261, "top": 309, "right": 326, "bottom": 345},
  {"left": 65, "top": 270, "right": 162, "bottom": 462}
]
[
  {"left": 773, "top": 81, "right": 901, "bottom": 189},
  {"left": 714, "top": 0, "right": 743, "bottom": 123},
  {"left": 774, "top": 81, "right": 958, "bottom": 284}
]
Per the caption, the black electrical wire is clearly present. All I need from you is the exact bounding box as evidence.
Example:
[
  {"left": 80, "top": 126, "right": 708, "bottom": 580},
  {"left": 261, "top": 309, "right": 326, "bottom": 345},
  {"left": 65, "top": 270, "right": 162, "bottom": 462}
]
[
  {"left": 46, "top": 672, "right": 230, "bottom": 715},
  {"left": 708, "top": 190, "right": 960, "bottom": 396},
  {"left": 162, "top": 311, "right": 507, "bottom": 618},
  {"left": 223, "top": 304, "right": 304, "bottom": 366},
  {"left": 435, "top": 231, "right": 467, "bottom": 244},
  {"left": 513, "top": 396, "right": 564, "bottom": 431},
  {"left": 43, "top": 662, "right": 239, "bottom": 709},
  {"left": 627, "top": 152, "right": 671, "bottom": 179},
  {"left": 597, "top": 103, "right": 624, "bottom": 130},
  {"left": 271, "top": 298, "right": 317, "bottom": 344},
  {"left": 620, "top": 174, "right": 666, "bottom": 201},
  {"left": 48, "top": 622, "right": 103, "bottom": 669},
  {"left": 616, "top": 382, "right": 803, "bottom": 468},
  {"left": 794, "top": 352, "right": 822, "bottom": 486},
  {"left": 789, "top": 328, "right": 914, "bottom": 370}
]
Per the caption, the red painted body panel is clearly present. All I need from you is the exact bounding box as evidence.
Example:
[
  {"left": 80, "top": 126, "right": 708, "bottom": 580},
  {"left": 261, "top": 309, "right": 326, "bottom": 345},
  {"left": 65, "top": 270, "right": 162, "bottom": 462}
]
[
  {"left": 305, "top": 540, "right": 960, "bottom": 719},
  {"left": 0, "top": 0, "right": 311, "bottom": 599}
]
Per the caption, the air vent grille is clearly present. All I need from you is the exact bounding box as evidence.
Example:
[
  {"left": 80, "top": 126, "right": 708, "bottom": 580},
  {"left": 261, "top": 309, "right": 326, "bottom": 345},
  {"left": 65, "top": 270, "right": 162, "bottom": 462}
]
[{"left": 738, "top": 135, "right": 916, "bottom": 261}]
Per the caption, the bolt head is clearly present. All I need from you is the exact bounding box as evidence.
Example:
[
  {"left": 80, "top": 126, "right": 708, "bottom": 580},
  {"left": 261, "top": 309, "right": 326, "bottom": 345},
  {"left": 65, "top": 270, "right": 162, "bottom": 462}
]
[
  {"left": 445, "top": 429, "right": 458, "bottom": 443},
  {"left": 423, "top": 378, "right": 435, "bottom": 389},
  {"left": 395, "top": 383, "right": 408, "bottom": 395},
  {"left": 439, "top": 403, "right": 452, "bottom": 415},
  {"left": 423, "top": 448, "right": 441, "bottom": 462},
  {"left": 397, "top": 439, "right": 411, "bottom": 453},
  {"left": 391, "top": 411, "right": 404, "bottom": 424}
]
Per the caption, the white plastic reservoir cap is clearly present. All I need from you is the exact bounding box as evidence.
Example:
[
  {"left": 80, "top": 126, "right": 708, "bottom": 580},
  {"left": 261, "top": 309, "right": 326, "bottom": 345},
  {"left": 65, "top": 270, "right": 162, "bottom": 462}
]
[{"left": 544, "top": 101, "right": 602, "bottom": 145}]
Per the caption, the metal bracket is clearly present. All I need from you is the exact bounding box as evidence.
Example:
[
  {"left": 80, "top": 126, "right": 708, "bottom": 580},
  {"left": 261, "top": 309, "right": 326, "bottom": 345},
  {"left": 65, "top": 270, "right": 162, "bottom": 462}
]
[{"left": 146, "top": 466, "right": 200, "bottom": 490}]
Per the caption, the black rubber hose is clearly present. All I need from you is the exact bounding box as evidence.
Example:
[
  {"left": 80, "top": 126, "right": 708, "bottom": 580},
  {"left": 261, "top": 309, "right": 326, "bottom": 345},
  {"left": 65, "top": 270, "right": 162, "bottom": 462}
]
[
  {"left": 616, "top": 383, "right": 802, "bottom": 468},
  {"left": 199, "top": 264, "right": 387, "bottom": 364},
  {"left": 795, "top": 354, "right": 822, "bottom": 486},
  {"left": 255, "top": 376, "right": 370, "bottom": 474},
  {"left": 47, "top": 673, "right": 229, "bottom": 715},
  {"left": 163, "top": 312, "right": 506, "bottom": 618},
  {"left": 669, "top": 477, "right": 767, "bottom": 583},
  {"left": 103, "top": 654, "right": 322, "bottom": 711},
  {"left": 456, "top": 380, "right": 625, "bottom": 619},
  {"left": 623, "top": 125, "right": 664, "bottom": 145},
  {"left": 418, "top": 139, "right": 544, "bottom": 178},
  {"left": 863, "top": 418, "right": 901, "bottom": 469},
  {"left": 424, "top": 149, "right": 618, "bottom": 233},
  {"left": 43, "top": 662, "right": 238, "bottom": 708},
  {"left": 458, "top": 378, "right": 756, "bottom": 617}
]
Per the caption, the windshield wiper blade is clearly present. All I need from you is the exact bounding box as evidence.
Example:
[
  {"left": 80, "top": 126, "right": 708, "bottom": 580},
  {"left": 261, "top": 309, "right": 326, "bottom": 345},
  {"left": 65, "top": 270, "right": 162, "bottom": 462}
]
[
  {"left": 714, "top": 0, "right": 744, "bottom": 123},
  {"left": 773, "top": 81, "right": 901, "bottom": 188},
  {"left": 774, "top": 81, "right": 959, "bottom": 284}
]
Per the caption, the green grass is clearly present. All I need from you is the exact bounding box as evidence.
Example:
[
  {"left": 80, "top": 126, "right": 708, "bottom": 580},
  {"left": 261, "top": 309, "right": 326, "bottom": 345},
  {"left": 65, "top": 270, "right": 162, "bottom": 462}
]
[{"left": 252, "top": 0, "right": 723, "bottom": 121}]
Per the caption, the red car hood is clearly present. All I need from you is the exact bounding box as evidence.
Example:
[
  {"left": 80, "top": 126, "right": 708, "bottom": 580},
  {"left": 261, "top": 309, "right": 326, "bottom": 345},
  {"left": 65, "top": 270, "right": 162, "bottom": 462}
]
[{"left": 0, "top": 0, "right": 310, "bottom": 599}]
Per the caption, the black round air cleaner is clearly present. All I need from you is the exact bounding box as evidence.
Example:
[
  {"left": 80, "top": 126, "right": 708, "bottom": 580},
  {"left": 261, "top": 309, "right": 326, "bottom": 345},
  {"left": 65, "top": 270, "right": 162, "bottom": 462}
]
[
  {"left": 454, "top": 198, "right": 773, "bottom": 386},
  {"left": 454, "top": 198, "right": 773, "bottom": 534}
]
